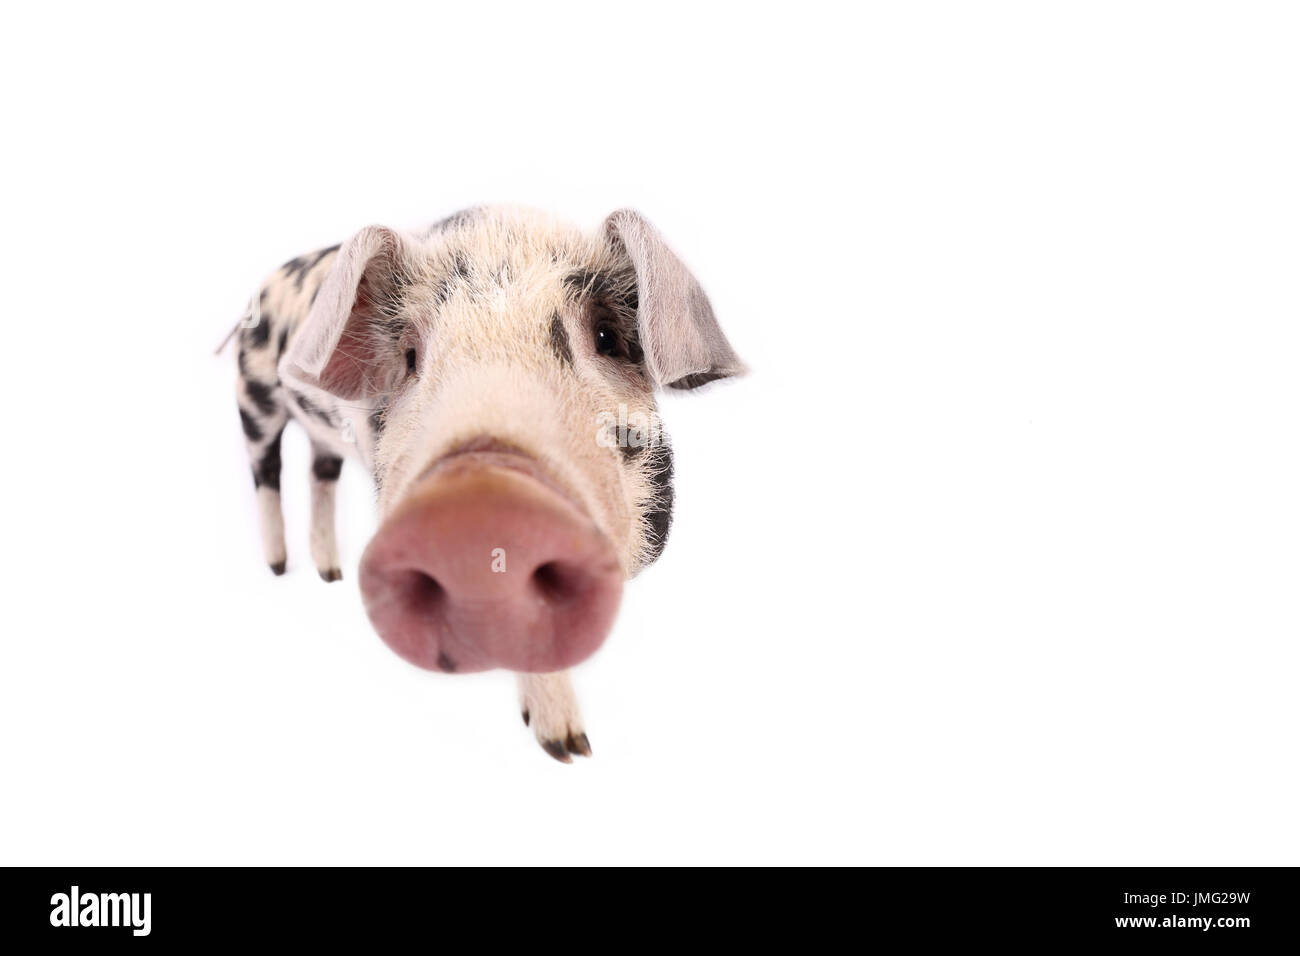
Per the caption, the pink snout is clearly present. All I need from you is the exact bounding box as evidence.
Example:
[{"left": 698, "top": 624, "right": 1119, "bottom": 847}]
[{"left": 358, "top": 452, "right": 623, "bottom": 674}]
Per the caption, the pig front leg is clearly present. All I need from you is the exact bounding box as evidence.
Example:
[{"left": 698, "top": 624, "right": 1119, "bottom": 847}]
[{"left": 518, "top": 671, "right": 592, "bottom": 762}]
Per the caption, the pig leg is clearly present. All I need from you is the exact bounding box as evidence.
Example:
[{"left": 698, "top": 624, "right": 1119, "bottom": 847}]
[
  {"left": 518, "top": 671, "right": 591, "bottom": 762},
  {"left": 309, "top": 445, "right": 343, "bottom": 582},
  {"left": 238, "top": 388, "right": 289, "bottom": 575}
]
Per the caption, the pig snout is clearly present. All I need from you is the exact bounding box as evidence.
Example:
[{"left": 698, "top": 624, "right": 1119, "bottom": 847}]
[{"left": 358, "top": 444, "right": 623, "bottom": 674}]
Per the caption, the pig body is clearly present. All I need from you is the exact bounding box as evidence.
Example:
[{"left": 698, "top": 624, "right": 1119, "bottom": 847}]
[{"left": 233, "top": 206, "right": 743, "bottom": 760}]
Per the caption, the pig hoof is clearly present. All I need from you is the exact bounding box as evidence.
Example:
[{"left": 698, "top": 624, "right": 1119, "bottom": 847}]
[
  {"left": 269, "top": 560, "right": 287, "bottom": 576},
  {"left": 518, "top": 673, "right": 589, "bottom": 762},
  {"left": 538, "top": 731, "right": 592, "bottom": 763},
  {"left": 319, "top": 568, "right": 342, "bottom": 582}
]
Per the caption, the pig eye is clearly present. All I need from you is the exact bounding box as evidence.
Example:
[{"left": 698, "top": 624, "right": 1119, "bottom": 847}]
[
  {"left": 595, "top": 323, "right": 624, "bottom": 359},
  {"left": 405, "top": 348, "right": 417, "bottom": 375},
  {"left": 593, "top": 314, "right": 643, "bottom": 365}
]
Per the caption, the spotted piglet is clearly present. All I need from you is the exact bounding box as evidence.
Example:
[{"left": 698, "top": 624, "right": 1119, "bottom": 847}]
[{"left": 232, "top": 207, "right": 745, "bottom": 760}]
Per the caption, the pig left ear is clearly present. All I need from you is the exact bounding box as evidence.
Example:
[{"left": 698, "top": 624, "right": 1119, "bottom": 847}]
[
  {"left": 604, "top": 209, "right": 747, "bottom": 390},
  {"left": 280, "top": 225, "right": 423, "bottom": 401}
]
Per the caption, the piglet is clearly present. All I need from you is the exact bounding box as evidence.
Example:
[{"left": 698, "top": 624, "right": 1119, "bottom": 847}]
[{"left": 231, "top": 207, "right": 744, "bottom": 760}]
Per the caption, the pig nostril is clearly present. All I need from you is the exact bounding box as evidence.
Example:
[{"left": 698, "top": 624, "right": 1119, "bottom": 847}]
[
  {"left": 532, "top": 561, "right": 583, "bottom": 605},
  {"left": 388, "top": 568, "right": 445, "bottom": 615},
  {"left": 412, "top": 571, "right": 444, "bottom": 604}
]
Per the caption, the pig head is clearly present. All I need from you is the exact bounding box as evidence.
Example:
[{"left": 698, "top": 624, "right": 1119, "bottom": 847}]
[{"left": 234, "top": 206, "right": 744, "bottom": 759}]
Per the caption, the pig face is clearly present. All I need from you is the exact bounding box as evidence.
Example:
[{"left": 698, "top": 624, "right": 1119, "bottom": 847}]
[{"left": 275, "top": 207, "right": 744, "bottom": 677}]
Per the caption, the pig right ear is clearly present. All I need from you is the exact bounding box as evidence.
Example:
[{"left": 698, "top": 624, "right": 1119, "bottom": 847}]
[
  {"left": 280, "top": 225, "right": 423, "bottom": 401},
  {"left": 604, "top": 209, "right": 747, "bottom": 390}
]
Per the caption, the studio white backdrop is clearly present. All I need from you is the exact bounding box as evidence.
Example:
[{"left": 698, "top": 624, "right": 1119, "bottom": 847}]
[{"left": 1, "top": 2, "right": 1296, "bottom": 865}]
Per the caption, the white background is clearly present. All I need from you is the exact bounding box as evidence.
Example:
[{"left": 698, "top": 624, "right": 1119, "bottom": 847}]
[{"left": 1, "top": 2, "right": 1296, "bottom": 865}]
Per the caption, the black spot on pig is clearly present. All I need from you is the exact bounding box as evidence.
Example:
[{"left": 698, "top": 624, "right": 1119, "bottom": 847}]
[
  {"left": 564, "top": 268, "right": 638, "bottom": 314},
  {"left": 291, "top": 390, "right": 335, "bottom": 426},
  {"left": 564, "top": 268, "right": 603, "bottom": 298},
  {"left": 251, "top": 430, "right": 284, "bottom": 491},
  {"left": 642, "top": 442, "right": 674, "bottom": 566},
  {"left": 549, "top": 313, "right": 572, "bottom": 367},
  {"left": 242, "top": 315, "right": 271, "bottom": 349},
  {"left": 431, "top": 253, "right": 475, "bottom": 306},
  {"left": 312, "top": 454, "right": 343, "bottom": 482},
  {"left": 239, "top": 407, "right": 263, "bottom": 442},
  {"left": 276, "top": 327, "right": 289, "bottom": 359},
  {"left": 620, "top": 436, "right": 644, "bottom": 461},
  {"left": 437, "top": 652, "right": 457, "bottom": 672},
  {"left": 428, "top": 208, "right": 479, "bottom": 234},
  {"left": 430, "top": 277, "right": 449, "bottom": 305},
  {"left": 244, "top": 379, "right": 278, "bottom": 417},
  {"left": 282, "top": 244, "right": 340, "bottom": 291},
  {"left": 279, "top": 251, "right": 309, "bottom": 287}
]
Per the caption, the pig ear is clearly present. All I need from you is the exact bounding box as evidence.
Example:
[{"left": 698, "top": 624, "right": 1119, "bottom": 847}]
[
  {"left": 603, "top": 209, "right": 747, "bottom": 390},
  {"left": 280, "top": 225, "right": 423, "bottom": 401}
]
